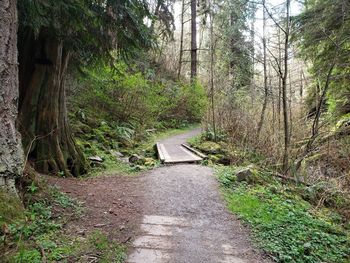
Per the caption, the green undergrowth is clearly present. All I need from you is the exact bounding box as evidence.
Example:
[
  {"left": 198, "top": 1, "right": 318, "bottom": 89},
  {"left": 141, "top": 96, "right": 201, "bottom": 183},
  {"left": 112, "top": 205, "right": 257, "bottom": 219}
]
[
  {"left": 215, "top": 166, "right": 350, "bottom": 262},
  {"left": 10, "top": 230, "right": 126, "bottom": 263},
  {"left": 67, "top": 59, "right": 207, "bottom": 177},
  {"left": 188, "top": 130, "right": 264, "bottom": 166},
  {"left": 1, "top": 183, "right": 125, "bottom": 262},
  {"left": 0, "top": 191, "right": 25, "bottom": 228},
  {"left": 74, "top": 119, "right": 200, "bottom": 177}
]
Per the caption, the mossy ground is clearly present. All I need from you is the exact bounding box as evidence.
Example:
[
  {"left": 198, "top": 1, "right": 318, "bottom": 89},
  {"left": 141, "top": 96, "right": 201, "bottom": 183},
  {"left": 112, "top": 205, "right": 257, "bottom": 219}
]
[
  {"left": 215, "top": 166, "right": 350, "bottom": 262},
  {"left": 10, "top": 230, "right": 126, "bottom": 263},
  {"left": 0, "top": 191, "right": 25, "bottom": 227},
  {"left": 0, "top": 182, "right": 126, "bottom": 263},
  {"left": 74, "top": 120, "right": 200, "bottom": 177},
  {"left": 189, "top": 131, "right": 350, "bottom": 262}
]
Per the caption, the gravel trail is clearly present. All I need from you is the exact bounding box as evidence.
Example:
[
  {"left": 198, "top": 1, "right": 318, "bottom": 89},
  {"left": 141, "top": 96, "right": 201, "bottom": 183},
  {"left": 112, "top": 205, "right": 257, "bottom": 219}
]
[{"left": 127, "top": 129, "right": 272, "bottom": 263}]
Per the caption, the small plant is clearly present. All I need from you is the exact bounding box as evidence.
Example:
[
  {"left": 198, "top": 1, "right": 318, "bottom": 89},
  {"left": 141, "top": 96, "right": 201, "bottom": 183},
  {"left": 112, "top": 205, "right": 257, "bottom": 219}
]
[
  {"left": 221, "top": 182, "right": 350, "bottom": 262},
  {"left": 27, "top": 182, "right": 38, "bottom": 193},
  {"left": 203, "top": 127, "right": 227, "bottom": 142},
  {"left": 13, "top": 247, "right": 41, "bottom": 263},
  {"left": 1, "top": 187, "right": 84, "bottom": 262},
  {"left": 216, "top": 166, "right": 237, "bottom": 187}
]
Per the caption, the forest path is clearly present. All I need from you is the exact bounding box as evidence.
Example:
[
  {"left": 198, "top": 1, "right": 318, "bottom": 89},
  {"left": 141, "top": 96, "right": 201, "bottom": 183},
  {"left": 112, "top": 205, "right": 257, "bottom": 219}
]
[{"left": 127, "top": 129, "right": 272, "bottom": 263}]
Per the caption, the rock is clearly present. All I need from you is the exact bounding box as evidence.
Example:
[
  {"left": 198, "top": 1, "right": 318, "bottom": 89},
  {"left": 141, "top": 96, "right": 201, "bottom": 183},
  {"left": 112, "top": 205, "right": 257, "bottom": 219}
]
[
  {"left": 208, "top": 154, "right": 230, "bottom": 165},
  {"left": 119, "top": 157, "right": 130, "bottom": 163},
  {"left": 83, "top": 142, "right": 92, "bottom": 148},
  {"left": 236, "top": 166, "right": 255, "bottom": 183},
  {"left": 94, "top": 223, "right": 107, "bottom": 228},
  {"left": 75, "top": 109, "right": 86, "bottom": 122},
  {"left": 88, "top": 156, "right": 103, "bottom": 162},
  {"left": 77, "top": 229, "right": 86, "bottom": 236},
  {"left": 146, "top": 128, "right": 157, "bottom": 133},
  {"left": 72, "top": 121, "right": 92, "bottom": 135},
  {"left": 208, "top": 154, "right": 220, "bottom": 163},
  {"left": 132, "top": 165, "right": 145, "bottom": 171},
  {"left": 129, "top": 154, "right": 144, "bottom": 164},
  {"left": 217, "top": 156, "right": 231, "bottom": 165},
  {"left": 144, "top": 157, "right": 157, "bottom": 167},
  {"left": 110, "top": 150, "right": 124, "bottom": 158}
]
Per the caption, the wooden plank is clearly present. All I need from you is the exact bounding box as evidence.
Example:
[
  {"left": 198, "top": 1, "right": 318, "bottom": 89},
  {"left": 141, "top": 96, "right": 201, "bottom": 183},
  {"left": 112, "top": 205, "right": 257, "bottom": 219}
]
[
  {"left": 156, "top": 143, "right": 166, "bottom": 163},
  {"left": 163, "top": 147, "right": 202, "bottom": 164},
  {"left": 181, "top": 144, "right": 207, "bottom": 159},
  {"left": 157, "top": 143, "right": 203, "bottom": 164},
  {"left": 164, "top": 158, "right": 201, "bottom": 164},
  {"left": 179, "top": 146, "right": 203, "bottom": 160}
]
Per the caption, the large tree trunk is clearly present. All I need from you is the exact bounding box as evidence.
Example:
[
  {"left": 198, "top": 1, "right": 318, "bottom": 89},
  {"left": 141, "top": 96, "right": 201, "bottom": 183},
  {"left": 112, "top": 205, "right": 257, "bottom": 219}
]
[
  {"left": 0, "top": 0, "right": 24, "bottom": 193},
  {"left": 18, "top": 29, "right": 87, "bottom": 177}
]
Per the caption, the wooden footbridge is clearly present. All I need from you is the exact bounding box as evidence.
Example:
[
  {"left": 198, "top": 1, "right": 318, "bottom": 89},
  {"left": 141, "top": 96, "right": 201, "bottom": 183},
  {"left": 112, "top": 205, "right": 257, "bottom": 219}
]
[{"left": 156, "top": 130, "right": 206, "bottom": 164}]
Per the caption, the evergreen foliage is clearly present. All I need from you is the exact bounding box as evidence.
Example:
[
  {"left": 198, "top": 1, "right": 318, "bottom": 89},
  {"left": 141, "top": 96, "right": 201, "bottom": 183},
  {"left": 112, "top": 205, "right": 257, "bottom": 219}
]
[
  {"left": 70, "top": 60, "right": 207, "bottom": 129},
  {"left": 294, "top": 0, "right": 350, "bottom": 120},
  {"left": 18, "top": 0, "right": 154, "bottom": 58}
]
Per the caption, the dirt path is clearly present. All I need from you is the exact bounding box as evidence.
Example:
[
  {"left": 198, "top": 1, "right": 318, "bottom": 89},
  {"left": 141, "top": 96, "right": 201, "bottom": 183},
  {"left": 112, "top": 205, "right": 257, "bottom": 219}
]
[
  {"left": 49, "top": 129, "right": 272, "bottom": 262},
  {"left": 127, "top": 130, "right": 272, "bottom": 263},
  {"left": 48, "top": 175, "right": 143, "bottom": 243}
]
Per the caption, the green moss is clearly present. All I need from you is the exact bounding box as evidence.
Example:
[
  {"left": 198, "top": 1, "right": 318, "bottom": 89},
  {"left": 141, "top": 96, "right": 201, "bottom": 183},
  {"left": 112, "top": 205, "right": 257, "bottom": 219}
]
[
  {"left": 208, "top": 154, "right": 221, "bottom": 163},
  {"left": 2, "top": 186, "right": 125, "bottom": 263},
  {"left": 196, "top": 141, "right": 222, "bottom": 154},
  {"left": 187, "top": 134, "right": 201, "bottom": 146},
  {"left": 0, "top": 190, "right": 24, "bottom": 227}
]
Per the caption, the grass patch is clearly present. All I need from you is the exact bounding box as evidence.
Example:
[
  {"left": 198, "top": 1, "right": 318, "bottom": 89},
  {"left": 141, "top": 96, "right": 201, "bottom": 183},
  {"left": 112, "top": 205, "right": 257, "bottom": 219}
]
[{"left": 216, "top": 167, "right": 350, "bottom": 263}]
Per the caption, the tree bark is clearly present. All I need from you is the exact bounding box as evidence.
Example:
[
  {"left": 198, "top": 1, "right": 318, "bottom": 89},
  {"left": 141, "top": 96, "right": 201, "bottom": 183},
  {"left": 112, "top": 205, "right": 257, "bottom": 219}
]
[
  {"left": 0, "top": 0, "right": 24, "bottom": 193},
  {"left": 209, "top": 8, "right": 216, "bottom": 141},
  {"left": 18, "top": 29, "right": 87, "bottom": 177},
  {"left": 257, "top": 0, "right": 268, "bottom": 138},
  {"left": 250, "top": 4, "right": 256, "bottom": 103},
  {"left": 190, "top": 0, "right": 197, "bottom": 82},
  {"left": 282, "top": 0, "right": 290, "bottom": 172},
  {"left": 289, "top": 68, "right": 293, "bottom": 139},
  {"left": 277, "top": 28, "right": 282, "bottom": 131},
  {"left": 270, "top": 66, "right": 276, "bottom": 132},
  {"left": 178, "top": 0, "right": 185, "bottom": 80}
]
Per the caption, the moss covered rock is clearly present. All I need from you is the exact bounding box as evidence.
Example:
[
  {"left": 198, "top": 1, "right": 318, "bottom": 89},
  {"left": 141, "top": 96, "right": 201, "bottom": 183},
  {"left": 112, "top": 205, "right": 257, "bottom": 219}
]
[
  {"left": 235, "top": 165, "right": 259, "bottom": 184},
  {"left": 197, "top": 141, "right": 222, "bottom": 154}
]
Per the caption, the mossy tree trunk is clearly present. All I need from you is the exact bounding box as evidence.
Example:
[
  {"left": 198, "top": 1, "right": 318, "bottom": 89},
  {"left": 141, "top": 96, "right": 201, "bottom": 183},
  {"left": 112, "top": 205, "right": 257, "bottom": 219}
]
[
  {"left": 18, "top": 29, "right": 87, "bottom": 176},
  {"left": 0, "top": 0, "right": 24, "bottom": 193}
]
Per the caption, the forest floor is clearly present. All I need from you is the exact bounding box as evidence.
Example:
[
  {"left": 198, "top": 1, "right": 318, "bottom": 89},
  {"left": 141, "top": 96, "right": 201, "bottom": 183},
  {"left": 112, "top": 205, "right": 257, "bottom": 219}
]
[{"left": 49, "top": 129, "right": 270, "bottom": 263}]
